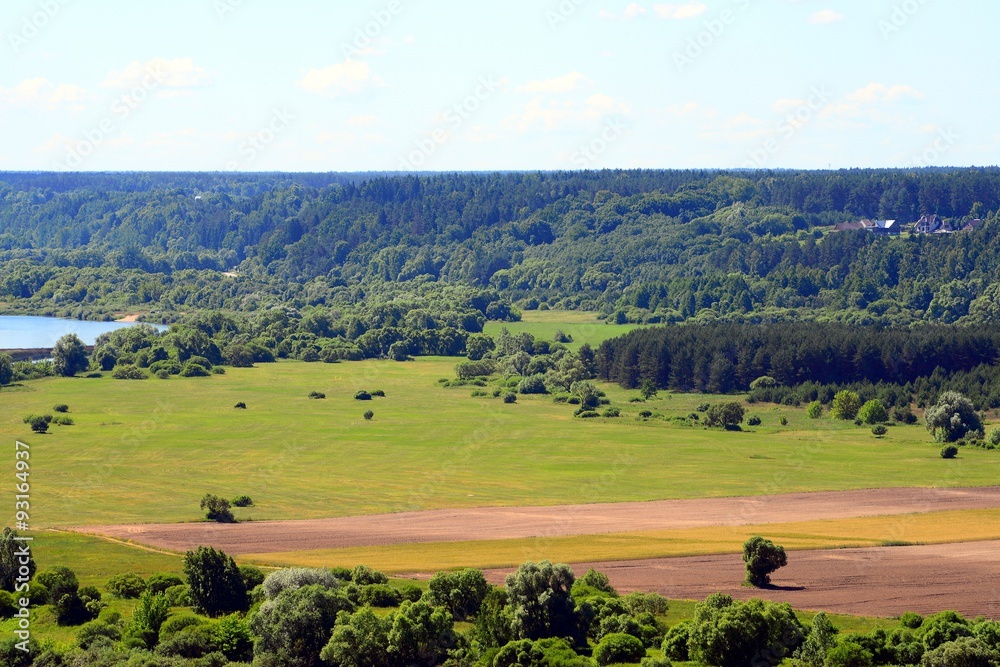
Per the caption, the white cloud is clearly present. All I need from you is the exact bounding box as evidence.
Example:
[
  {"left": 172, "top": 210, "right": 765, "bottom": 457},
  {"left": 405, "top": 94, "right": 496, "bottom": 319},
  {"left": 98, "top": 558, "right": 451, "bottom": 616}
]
[
  {"left": 347, "top": 114, "right": 380, "bottom": 127},
  {"left": 809, "top": 9, "right": 844, "bottom": 24},
  {"left": 600, "top": 2, "right": 705, "bottom": 20},
  {"left": 298, "top": 60, "right": 384, "bottom": 98},
  {"left": 104, "top": 58, "right": 213, "bottom": 89},
  {"left": 0, "top": 78, "right": 89, "bottom": 111},
  {"left": 652, "top": 3, "right": 708, "bottom": 19},
  {"left": 517, "top": 72, "right": 589, "bottom": 94},
  {"left": 501, "top": 94, "right": 629, "bottom": 134},
  {"left": 624, "top": 3, "right": 648, "bottom": 19},
  {"left": 846, "top": 83, "right": 924, "bottom": 104}
]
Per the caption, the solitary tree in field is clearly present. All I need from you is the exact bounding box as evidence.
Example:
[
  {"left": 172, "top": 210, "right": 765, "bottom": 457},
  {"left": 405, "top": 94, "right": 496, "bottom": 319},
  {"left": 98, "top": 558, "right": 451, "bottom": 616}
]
[
  {"left": 52, "top": 334, "right": 89, "bottom": 377},
  {"left": 706, "top": 402, "right": 746, "bottom": 429},
  {"left": 640, "top": 379, "right": 658, "bottom": 400},
  {"left": 742, "top": 536, "right": 787, "bottom": 588},
  {"left": 200, "top": 494, "right": 235, "bottom": 523},
  {"left": 925, "top": 391, "right": 983, "bottom": 443}
]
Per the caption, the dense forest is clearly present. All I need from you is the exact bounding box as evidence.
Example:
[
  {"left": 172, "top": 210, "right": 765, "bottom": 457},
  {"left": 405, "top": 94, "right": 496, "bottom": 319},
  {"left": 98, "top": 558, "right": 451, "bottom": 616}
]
[
  {"left": 596, "top": 322, "right": 1000, "bottom": 409},
  {"left": 2, "top": 169, "right": 1000, "bottom": 327}
]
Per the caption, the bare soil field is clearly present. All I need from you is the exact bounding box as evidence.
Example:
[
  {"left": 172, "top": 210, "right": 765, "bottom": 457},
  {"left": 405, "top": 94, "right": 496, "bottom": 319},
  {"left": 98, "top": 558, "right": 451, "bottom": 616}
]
[
  {"left": 481, "top": 541, "right": 1000, "bottom": 619},
  {"left": 75, "top": 486, "right": 1000, "bottom": 555}
]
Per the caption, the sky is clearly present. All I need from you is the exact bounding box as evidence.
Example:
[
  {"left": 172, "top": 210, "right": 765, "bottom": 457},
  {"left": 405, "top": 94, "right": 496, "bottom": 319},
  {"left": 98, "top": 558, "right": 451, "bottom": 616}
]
[{"left": 0, "top": 0, "right": 997, "bottom": 172}]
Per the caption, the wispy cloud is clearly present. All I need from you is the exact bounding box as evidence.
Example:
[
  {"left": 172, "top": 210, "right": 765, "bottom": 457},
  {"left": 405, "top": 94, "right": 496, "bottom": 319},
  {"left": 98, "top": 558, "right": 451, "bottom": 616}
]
[
  {"left": 517, "top": 72, "right": 589, "bottom": 94},
  {"left": 809, "top": 9, "right": 844, "bottom": 24},
  {"left": 298, "top": 60, "right": 384, "bottom": 98},
  {"left": 104, "top": 58, "right": 213, "bottom": 89},
  {"left": 600, "top": 2, "right": 706, "bottom": 20},
  {"left": 0, "top": 78, "right": 90, "bottom": 111}
]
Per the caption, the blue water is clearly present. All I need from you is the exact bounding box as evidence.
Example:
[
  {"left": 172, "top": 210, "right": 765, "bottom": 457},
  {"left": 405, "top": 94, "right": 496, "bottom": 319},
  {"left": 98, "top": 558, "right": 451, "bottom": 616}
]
[{"left": 0, "top": 316, "right": 167, "bottom": 350}]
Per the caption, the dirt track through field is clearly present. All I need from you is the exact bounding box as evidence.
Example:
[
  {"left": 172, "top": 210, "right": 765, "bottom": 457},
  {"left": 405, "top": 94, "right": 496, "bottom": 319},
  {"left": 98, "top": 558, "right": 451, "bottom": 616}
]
[
  {"left": 480, "top": 541, "right": 1000, "bottom": 619},
  {"left": 74, "top": 486, "right": 1000, "bottom": 555}
]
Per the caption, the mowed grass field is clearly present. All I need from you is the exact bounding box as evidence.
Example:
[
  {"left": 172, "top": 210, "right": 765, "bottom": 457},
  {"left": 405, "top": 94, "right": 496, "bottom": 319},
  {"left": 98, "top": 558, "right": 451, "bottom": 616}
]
[{"left": 1, "top": 313, "right": 999, "bottom": 528}]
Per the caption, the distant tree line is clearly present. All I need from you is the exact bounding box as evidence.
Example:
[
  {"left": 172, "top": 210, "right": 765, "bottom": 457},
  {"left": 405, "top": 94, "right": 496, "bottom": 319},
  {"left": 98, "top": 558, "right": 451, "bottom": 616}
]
[
  {"left": 3, "top": 169, "right": 1000, "bottom": 327},
  {"left": 597, "top": 322, "right": 1000, "bottom": 409}
]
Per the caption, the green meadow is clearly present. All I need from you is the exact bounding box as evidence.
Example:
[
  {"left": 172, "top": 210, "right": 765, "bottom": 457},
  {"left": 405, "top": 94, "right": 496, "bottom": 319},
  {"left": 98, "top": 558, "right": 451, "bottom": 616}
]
[
  {"left": 0, "top": 317, "right": 997, "bottom": 528},
  {"left": 0, "top": 311, "right": 996, "bottom": 566}
]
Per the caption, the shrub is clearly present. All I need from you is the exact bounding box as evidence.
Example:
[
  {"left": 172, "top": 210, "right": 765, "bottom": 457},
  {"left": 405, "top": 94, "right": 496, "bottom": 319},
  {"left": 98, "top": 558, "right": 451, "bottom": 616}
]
[
  {"left": 54, "top": 416, "right": 74, "bottom": 426},
  {"left": 779, "top": 416, "right": 789, "bottom": 426},
  {"left": 750, "top": 376, "right": 779, "bottom": 390},
  {"left": 77, "top": 620, "right": 122, "bottom": 649},
  {"left": 640, "top": 658, "right": 673, "bottom": 667},
  {"left": 688, "top": 594, "right": 803, "bottom": 666},
  {"left": 503, "top": 392, "right": 517, "bottom": 404},
  {"left": 872, "top": 425, "right": 888, "bottom": 438},
  {"left": 239, "top": 565, "right": 265, "bottom": 592},
  {"left": 369, "top": 389, "right": 385, "bottom": 397},
  {"left": 350, "top": 565, "right": 388, "bottom": 586},
  {"left": 696, "top": 402, "right": 710, "bottom": 412},
  {"left": 147, "top": 574, "right": 184, "bottom": 596},
  {"left": 159, "top": 613, "right": 205, "bottom": 639},
  {"left": 941, "top": 445, "right": 959, "bottom": 459},
  {"left": 309, "top": 391, "right": 326, "bottom": 399},
  {"left": 624, "top": 591, "right": 668, "bottom": 616},
  {"left": 807, "top": 401, "right": 823, "bottom": 419},
  {"left": 747, "top": 415, "right": 762, "bottom": 426},
  {"left": 232, "top": 495, "right": 253, "bottom": 507},
  {"left": 53, "top": 404, "right": 69, "bottom": 413},
  {"left": 639, "top": 410, "right": 653, "bottom": 419},
  {"left": 900, "top": 612, "right": 923, "bottom": 629},
  {"left": 577, "top": 410, "right": 600, "bottom": 418},
  {"left": 364, "top": 410, "right": 374, "bottom": 420},
  {"left": 212, "top": 367, "right": 226, "bottom": 375},
  {"left": 112, "top": 364, "right": 147, "bottom": 380},
  {"left": 179, "top": 362, "right": 210, "bottom": 378},
  {"left": 262, "top": 568, "right": 341, "bottom": 599},
  {"left": 989, "top": 428, "right": 1000, "bottom": 446},
  {"left": 743, "top": 536, "right": 787, "bottom": 587},
  {"left": 921, "top": 637, "right": 998, "bottom": 667},
  {"left": 25, "top": 415, "right": 51, "bottom": 434},
  {"left": 354, "top": 391, "right": 372, "bottom": 401},
  {"left": 518, "top": 374, "right": 548, "bottom": 395},
  {"left": 164, "top": 584, "right": 191, "bottom": 607},
  {"left": 155, "top": 370, "right": 170, "bottom": 379},
  {"left": 858, "top": 399, "right": 889, "bottom": 425},
  {"left": 234, "top": 402, "right": 247, "bottom": 409},
  {"left": 359, "top": 584, "right": 402, "bottom": 607},
  {"left": 594, "top": 632, "right": 646, "bottom": 666},
  {"left": 106, "top": 573, "right": 147, "bottom": 599},
  {"left": 200, "top": 494, "right": 235, "bottom": 523},
  {"left": 825, "top": 642, "right": 873, "bottom": 667},
  {"left": 603, "top": 407, "right": 621, "bottom": 418},
  {"left": 399, "top": 584, "right": 423, "bottom": 603},
  {"left": 831, "top": 390, "right": 862, "bottom": 420},
  {"left": 187, "top": 356, "right": 213, "bottom": 370},
  {"left": 150, "top": 359, "right": 183, "bottom": 375},
  {"left": 0, "top": 591, "right": 15, "bottom": 619}
]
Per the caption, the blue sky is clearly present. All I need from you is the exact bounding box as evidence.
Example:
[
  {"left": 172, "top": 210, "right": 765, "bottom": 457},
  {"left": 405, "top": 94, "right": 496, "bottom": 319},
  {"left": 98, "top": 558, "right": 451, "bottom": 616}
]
[{"left": 1, "top": 0, "right": 996, "bottom": 172}]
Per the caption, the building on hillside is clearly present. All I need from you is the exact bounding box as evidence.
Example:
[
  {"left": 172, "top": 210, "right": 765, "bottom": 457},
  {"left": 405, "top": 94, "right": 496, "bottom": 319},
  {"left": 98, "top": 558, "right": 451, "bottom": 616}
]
[
  {"left": 962, "top": 218, "right": 984, "bottom": 232},
  {"left": 914, "top": 214, "right": 943, "bottom": 234},
  {"left": 834, "top": 219, "right": 876, "bottom": 232},
  {"left": 869, "top": 220, "right": 899, "bottom": 235}
]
